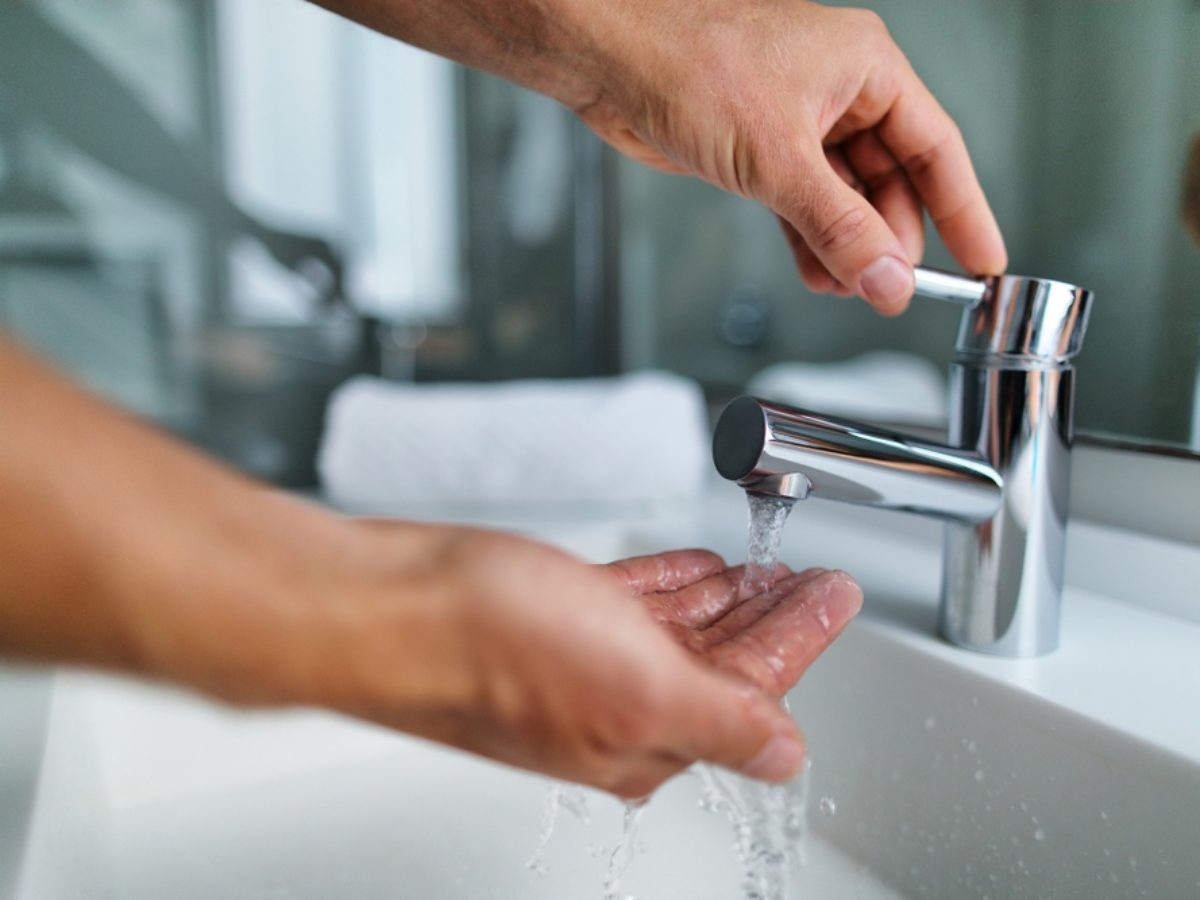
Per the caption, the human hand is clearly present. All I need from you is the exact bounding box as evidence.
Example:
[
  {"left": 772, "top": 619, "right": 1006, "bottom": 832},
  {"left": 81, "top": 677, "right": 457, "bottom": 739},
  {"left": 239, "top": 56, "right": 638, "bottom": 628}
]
[
  {"left": 572, "top": 1, "right": 1008, "bottom": 314},
  {"left": 606, "top": 549, "right": 860, "bottom": 701},
  {"left": 176, "top": 521, "right": 860, "bottom": 799},
  {"left": 313, "top": 0, "right": 1005, "bottom": 312}
]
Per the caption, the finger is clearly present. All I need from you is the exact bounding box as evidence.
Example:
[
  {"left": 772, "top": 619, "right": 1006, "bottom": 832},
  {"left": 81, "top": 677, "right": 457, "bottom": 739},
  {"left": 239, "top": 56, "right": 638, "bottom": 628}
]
[
  {"left": 641, "top": 563, "right": 791, "bottom": 629},
  {"left": 670, "top": 671, "right": 806, "bottom": 782},
  {"left": 826, "top": 146, "right": 865, "bottom": 195},
  {"left": 707, "top": 570, "right": 863, "bottom": 696},
  {"left": 698, "top": 569, "right": 827, "bottom": 646},
  {"left": 811, "top": 149, "right": 867, "bottom": 296},
  {"left": 844, "top": 130, "right": 925, "bottom": 264},
  {"left": 778, "top": 217, "right": 841, "bottom": 295},
  {"left": 604, "top": 753, "right": 691, "bottom": 800},
  {"left": 822, "top": 150, "right": 864, "bottom": 296},
  {"left": 776, "top": 141, "right": 916, "bottom": 316},
  {"left": 878, "top": 71, "right": 1007, "bottom": 275},
  {"left": 605, "top": 550, "right": 725, "bottom": 595}
]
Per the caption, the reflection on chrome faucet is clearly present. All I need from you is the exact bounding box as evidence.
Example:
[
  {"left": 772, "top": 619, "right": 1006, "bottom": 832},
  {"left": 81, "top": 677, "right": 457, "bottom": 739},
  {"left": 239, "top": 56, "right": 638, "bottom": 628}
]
[{"left": 713, "top": 268, "right": 1094, "bottom": 658}]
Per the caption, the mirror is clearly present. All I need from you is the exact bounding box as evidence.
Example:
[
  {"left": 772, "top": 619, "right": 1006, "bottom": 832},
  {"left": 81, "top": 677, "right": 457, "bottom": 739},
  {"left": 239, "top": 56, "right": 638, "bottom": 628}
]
[
  {"left": 618, "top": 0, "right": 1200, "bottom": 453},
  {"left": 3, "top": 0, "right": 1198, "bottom": 478}
]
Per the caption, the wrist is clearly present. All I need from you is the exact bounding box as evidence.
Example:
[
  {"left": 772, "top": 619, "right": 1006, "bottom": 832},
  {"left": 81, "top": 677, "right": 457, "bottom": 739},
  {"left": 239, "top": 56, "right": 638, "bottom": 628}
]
[
  {"left": 122, "top": 496, "right": 482, "bottom": 719},
  {"left": 106, "top": 481, "right": 352, "bottom": 704}
]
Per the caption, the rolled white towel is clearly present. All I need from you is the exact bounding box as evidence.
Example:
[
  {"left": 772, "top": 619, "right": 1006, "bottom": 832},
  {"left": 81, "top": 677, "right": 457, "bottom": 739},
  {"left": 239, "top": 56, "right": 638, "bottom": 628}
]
[
  {"left": 318, "top": 371, "right": 710, "bottom": 510},
  {"left": 747, "top": 351, "right": 946, "bottom": 426}
]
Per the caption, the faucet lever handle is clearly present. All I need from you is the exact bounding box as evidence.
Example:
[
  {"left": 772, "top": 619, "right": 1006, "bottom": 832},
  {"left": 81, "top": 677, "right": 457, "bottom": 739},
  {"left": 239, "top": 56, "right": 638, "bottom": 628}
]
[{"left": 913, "top": 266, "right": 988, "bottom": 308}]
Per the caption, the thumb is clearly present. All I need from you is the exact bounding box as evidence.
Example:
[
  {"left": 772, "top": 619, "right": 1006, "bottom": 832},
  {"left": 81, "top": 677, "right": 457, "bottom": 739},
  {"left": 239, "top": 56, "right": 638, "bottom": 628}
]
[
  {"left": 781, "top": 147, "right": 915, "bottom": 315},
  {"left": 675, "top": 671, "right": 807, "bottom": 782}
]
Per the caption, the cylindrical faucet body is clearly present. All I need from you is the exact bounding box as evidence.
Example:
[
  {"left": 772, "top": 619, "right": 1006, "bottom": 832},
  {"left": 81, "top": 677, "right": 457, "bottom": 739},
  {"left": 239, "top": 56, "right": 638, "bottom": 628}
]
[
  {"left": 941, "top": 364, "right": 1074, "bottom": 655},
  {"left": 940, "top": 272, "right": 1091, "bottom": 656}
]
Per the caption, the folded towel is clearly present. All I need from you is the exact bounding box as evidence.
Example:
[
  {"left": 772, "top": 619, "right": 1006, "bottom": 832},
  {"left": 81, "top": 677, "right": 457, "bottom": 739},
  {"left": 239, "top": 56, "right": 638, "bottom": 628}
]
[
  {"left": 748, "top": 351, "right": 946, "bottom": 426},
  {"left": 318, "top": 371, "right": 710, "bottom": 509}
]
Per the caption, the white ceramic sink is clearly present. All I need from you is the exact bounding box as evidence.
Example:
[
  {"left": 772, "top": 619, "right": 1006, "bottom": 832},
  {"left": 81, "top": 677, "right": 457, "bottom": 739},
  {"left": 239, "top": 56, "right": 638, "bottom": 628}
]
[{"left": 6, "top": 490, "right": 1200, "bottom": 898}]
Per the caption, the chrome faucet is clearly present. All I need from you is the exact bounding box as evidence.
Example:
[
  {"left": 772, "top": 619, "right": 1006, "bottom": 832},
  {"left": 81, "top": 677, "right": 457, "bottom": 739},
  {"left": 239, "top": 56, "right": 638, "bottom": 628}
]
[{"left": 712, "top": 267, "right": 1094, "bottom": 657}]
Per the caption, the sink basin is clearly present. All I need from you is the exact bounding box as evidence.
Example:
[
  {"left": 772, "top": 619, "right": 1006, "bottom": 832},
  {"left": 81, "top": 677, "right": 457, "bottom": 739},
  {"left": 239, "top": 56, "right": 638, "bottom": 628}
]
[
  {"left": 7, "top": 491, "right": 1200, "bottom": 898},
  {"left": 11, "top": 672, "right": 900, "bottom": 900}
]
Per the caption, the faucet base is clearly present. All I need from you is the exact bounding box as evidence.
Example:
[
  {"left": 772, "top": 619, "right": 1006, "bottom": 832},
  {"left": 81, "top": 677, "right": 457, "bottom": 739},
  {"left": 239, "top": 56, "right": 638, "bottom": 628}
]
[{"left": 937, "top": 363, "right": 1074, "bottom": 657}]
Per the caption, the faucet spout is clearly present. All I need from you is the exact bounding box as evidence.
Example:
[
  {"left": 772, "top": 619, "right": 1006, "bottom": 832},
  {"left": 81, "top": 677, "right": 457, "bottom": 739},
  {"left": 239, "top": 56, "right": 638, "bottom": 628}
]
[{"left": 713, "top": 397, "right": 1002, "bottom": 522}]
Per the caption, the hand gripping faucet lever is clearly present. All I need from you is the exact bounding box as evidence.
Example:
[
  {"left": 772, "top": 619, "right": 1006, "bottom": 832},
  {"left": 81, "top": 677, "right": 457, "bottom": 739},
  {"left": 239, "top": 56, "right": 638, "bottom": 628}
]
[{"left": 712, "top": 267, "right": 1094, "bottom": 657}]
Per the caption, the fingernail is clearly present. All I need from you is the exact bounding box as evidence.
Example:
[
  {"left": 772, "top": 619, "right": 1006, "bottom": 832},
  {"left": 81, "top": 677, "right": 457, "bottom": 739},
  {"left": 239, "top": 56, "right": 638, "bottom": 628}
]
[
  {"left": 861, "top": 256, "right": 914, "bottom": 310},
  {"left": 741, "top": 734, "right": 806, "bottom": 782}
]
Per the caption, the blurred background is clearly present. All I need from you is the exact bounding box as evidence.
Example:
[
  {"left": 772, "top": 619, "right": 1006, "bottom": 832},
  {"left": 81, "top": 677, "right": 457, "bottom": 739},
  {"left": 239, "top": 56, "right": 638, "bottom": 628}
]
[{"left": 1, "top": 0, "right": 1198, "bottom": 487}]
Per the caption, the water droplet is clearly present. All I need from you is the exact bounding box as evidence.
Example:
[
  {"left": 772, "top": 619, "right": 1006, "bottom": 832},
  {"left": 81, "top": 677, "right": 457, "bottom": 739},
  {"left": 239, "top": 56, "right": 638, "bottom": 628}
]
[
  {"left": 974, "top": 769, "right": 986, "bottom": 783},
  {"left": 1034, "top": 828, "right": 1045, "bottom": 842},
  {"left": 924, "top": 716, "right": 936, "bottom": 730},
  {"left": 818, "top": 796, "right": 837, "bottom": 816},
  {"left": 1100, "top": 810, "right": 1110, "bottom": 822},
  {"left": 963, "top": 738, "right": 978, "bottom": 753},
  {"left": 1019, "top": 801, "right": 1029, "bottom": 812}
]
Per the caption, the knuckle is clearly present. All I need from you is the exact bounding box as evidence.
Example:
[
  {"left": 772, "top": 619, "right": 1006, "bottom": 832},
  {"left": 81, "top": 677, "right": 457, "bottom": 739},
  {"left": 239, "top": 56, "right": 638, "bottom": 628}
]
[
  {"left": 842, "top": 7, "right": 891, "bottom": 46},
  {"left": 812, "top": 203, "right": 873, "bottom": 255},
  {"left": 905, "top": 126, "right": 963, "bottom": 181}
]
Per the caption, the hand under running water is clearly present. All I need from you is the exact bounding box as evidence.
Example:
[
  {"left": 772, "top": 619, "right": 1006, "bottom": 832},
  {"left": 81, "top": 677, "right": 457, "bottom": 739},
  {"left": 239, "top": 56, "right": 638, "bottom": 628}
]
[
  {"left": 269, "top": 526, "right": 863, "bottom": 802},
  {"left": 256, "top": 524, "right": 862, "bottom": 800},
  {"left": 2, "top": 340, "right": 861, "bottom": 801},
  {"left": 608, "top": 550, "right": 860, "bottom": 702}
]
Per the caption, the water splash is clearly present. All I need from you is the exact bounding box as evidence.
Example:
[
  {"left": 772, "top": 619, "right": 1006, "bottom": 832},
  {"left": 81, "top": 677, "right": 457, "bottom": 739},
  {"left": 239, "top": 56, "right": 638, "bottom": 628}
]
[
  {"left": 526, "top": 784, "right": 564, "bottom": 877},
  {"left": 694, "top": 758, "right": 811, "bottom": 900},
  {"left": 526, "top": 784, "right": 591, "bottom": 877},
  {"left": 529, "top": 491, "right": 807, "bottom": 898},
  {"left": 683, "top": 492, "right": 811, "bottom": 900},
  {"left": 603, "top": 800, "right": 648, "bottom": 900}
]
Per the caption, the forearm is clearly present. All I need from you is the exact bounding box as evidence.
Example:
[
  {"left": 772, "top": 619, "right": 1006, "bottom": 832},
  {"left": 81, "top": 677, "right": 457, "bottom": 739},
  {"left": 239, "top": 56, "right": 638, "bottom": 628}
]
[
  {"left": 0, "top": 337, "right": 350, "bottom": 696},
  {"left": 310, "top": 0, "right": 630, "bottom": 111}
]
